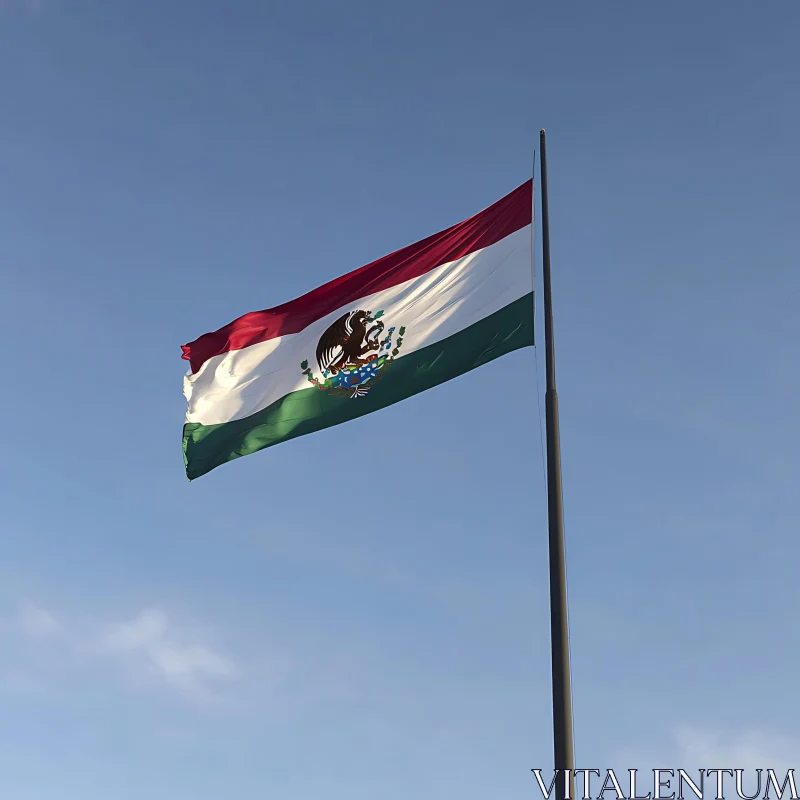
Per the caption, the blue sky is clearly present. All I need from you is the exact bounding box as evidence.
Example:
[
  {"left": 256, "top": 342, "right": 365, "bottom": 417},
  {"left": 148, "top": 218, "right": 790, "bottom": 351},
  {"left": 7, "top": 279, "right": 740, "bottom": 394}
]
[{"left": 1, "top": 1, "right": 798, "bottom": 797}]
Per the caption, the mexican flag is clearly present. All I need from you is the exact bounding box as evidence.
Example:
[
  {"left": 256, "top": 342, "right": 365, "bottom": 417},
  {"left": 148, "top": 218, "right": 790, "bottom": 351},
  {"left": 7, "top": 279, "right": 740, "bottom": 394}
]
[{"left": 181, "top": 180, "right": 534, "bottom": 480}]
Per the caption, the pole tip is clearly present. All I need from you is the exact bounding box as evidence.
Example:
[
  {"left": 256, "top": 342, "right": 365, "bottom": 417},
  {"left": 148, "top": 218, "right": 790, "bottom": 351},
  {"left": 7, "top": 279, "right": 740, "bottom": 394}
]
[{"left": 540, "top": 128, "right": 546, "bottom": 134}]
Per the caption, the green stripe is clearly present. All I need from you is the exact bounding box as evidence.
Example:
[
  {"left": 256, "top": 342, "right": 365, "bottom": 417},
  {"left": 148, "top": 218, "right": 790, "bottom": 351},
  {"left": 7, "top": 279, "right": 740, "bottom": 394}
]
[{"left": 183, "top": 293, "right": 534, "bottom": 480}]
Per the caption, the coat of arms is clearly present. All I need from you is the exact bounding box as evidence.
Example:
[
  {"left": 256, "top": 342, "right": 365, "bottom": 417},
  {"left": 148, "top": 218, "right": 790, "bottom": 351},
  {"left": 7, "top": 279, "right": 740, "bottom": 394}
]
[{"left": 300, "top": 309, "right": 405, "bottom": 398}]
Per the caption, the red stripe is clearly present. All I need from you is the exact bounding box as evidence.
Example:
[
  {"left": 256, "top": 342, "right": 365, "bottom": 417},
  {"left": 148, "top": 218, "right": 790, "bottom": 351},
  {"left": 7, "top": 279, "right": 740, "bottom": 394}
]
[{"left": 181, "top": 180, "right": 532, "bottom": 374}]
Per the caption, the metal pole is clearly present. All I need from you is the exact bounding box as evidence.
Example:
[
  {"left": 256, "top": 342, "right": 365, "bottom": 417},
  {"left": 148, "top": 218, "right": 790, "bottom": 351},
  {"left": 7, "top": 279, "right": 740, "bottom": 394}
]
[{"left": 539, "top": 128, "right": 575, "bottom": 798}]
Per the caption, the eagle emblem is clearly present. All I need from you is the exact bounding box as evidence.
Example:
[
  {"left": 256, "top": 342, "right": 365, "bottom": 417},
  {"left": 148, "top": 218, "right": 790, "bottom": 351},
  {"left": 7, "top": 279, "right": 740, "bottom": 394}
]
[{"left": 301, "top": 309, "right": 405, "bottom": 398}]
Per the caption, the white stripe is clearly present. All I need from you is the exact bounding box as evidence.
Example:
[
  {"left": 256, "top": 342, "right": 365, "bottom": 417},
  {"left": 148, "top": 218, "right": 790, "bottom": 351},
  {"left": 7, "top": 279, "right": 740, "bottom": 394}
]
[{"left": 184, "top": 225, "right": 532, "bottom": 426}]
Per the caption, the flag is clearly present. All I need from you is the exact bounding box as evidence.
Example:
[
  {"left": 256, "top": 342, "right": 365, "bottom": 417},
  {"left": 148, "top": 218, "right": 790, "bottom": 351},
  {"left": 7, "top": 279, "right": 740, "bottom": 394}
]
[{"left": 181, "top": 180, "right": 534, "bottom": 479}]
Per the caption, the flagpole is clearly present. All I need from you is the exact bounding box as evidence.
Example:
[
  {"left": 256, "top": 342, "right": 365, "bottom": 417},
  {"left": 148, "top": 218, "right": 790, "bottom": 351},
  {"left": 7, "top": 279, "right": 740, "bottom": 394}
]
[{"left": 539, "top": 128, "right": 575, "bottom": 797}]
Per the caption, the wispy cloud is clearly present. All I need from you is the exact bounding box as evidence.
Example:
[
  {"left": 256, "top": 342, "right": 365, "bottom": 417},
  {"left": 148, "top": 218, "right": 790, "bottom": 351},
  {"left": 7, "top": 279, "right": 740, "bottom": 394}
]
[
  {"left": 103, "top": 608, "right": 237, "bottom": 699},
  {"left": 615, "top": 726, "right": 800, "bottom": 772},
  {"left": 1, "top": 603, "right": 239, "bottom": 705},
  {"left": 16, "top": 604, "right": 63, "bottom": 639},
  {"left": 672, "top": 726, "right": 799, "bottom": 771}
]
